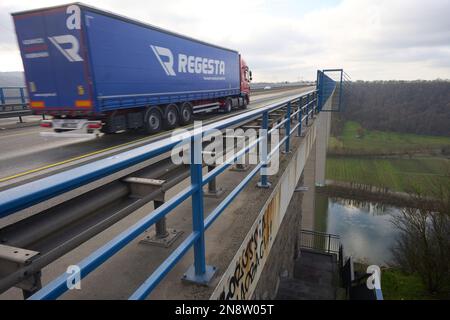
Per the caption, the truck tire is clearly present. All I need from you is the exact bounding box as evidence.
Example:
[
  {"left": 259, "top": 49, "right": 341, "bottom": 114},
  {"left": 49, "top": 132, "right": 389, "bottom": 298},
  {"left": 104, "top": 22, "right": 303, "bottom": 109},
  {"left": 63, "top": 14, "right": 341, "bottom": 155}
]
[
  {"left": 164, "top": 104, "right": 179, "bottom": 129},
  {"left": 144, "top": 108, "right": 163, "bottom": 134},
  {"left": 240, "top": 96, "right": 248, "bottom": 109},
  {"left": 101, "top": 112, "right": 118, "bottom": 134},
  {"left": 223, "top": 98, "right": 232, "bottom": 113},
  {"left": 179, "top": 102, "right": 193, "bottom": 125}
]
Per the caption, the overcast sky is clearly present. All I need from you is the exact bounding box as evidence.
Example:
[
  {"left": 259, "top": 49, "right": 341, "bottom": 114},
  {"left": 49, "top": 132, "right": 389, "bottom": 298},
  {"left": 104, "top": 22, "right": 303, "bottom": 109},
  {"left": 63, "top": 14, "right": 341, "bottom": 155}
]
[{"left": 0, "top": 0, "right": 449, "bottom": 81}]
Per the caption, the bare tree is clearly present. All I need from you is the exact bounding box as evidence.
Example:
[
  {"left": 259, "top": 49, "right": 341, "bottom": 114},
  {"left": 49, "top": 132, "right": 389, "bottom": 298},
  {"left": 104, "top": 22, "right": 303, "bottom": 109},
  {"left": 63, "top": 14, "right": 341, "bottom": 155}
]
[{"left": 391, "top": 184, "right": 450, "bottom": 295}]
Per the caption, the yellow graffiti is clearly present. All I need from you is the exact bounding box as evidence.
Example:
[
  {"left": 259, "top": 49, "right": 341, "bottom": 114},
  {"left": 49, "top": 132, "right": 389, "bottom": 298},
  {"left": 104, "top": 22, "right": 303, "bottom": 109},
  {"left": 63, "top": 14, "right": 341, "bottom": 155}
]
[{"left": 217, "top": 193, "right": 280, "bottom": 300}]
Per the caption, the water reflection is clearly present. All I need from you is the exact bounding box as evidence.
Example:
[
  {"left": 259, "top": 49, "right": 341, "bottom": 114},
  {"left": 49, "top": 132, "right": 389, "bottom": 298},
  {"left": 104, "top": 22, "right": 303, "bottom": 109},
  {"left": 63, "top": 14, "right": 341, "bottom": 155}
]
[
  {"left": 331, "top": 197, "right": 394, "bottom": 216},
  {"left": 314, "top": 193, "right": 404, "bottom": 266}
]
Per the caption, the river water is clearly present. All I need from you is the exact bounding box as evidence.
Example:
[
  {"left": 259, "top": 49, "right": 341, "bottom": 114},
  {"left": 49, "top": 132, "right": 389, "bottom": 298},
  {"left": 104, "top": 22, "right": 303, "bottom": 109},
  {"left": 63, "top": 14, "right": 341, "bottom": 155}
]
[{"left": 314, "top": 193, "right": 405, "bottom": 266}]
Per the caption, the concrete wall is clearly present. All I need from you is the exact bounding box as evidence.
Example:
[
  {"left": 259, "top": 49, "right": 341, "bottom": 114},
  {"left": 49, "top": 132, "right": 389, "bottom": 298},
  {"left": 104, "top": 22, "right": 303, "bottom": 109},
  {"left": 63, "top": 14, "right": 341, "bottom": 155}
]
[
  {"left": 301, "top": 142, "right": 316, "bottom": 230},
  {"left": 252, "top": 176, "right": 304, "bottom": 299}
]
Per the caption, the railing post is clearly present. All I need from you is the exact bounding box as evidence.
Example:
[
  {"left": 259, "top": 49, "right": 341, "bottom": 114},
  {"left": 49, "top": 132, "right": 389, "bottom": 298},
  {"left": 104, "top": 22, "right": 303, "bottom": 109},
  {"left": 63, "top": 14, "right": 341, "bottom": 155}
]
[
  {"left": 0, "top": 88, "right": 4, "bottom": 105},
  {"left": 328, "top": 234, "right": 331, "bottom": 254},
  {"left": 154, "top": 200, "right": 169, "bottom": 238},
  {"left": 315, "top": 92, "right": 318, "bottom": 114},
  {"left": 183, "top": 130, "right": 216, "bottom": 284},
  {"left": 305, "top": 94, "right": 310, "bottom": 126},
  {"left": 204, "top": 164, "right": 223, "bottom": 197},
  {"left": 283, "top": 102, "right": 291, "bottom": 153},
  {"left": 257, "top": 111, "right": 271, "bottom": 188},
  {"left": 20, "top": 87, "right": 26, "bottom": 105},
  {"left": 317, "top": 71, "right": 324, "bottom": 112},
  {"left": 338, "top": 70, "right": 343, "bottom": 112},
  {"left": 297, "top": 98, "right": 303, "bottom": 137}
]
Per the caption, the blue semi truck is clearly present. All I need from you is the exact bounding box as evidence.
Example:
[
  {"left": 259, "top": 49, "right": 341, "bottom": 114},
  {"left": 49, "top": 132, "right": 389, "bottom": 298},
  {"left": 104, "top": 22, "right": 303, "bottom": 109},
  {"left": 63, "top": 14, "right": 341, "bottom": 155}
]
[{"left": 12, "top": 3, "right": 252, "bottom": 134}]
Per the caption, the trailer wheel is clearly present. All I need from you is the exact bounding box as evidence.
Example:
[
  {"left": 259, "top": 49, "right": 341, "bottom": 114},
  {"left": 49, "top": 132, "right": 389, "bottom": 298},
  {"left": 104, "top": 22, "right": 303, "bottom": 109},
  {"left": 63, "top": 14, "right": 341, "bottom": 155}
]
[
  {"left": 223, "top": 98, "right": 232, "bottom": 113},
  {"left": 164, "top": 104, "right": 179, "bottom": 129},
  {"left": 144, "top": 108, "right": 163, "bottom": 134},
  {"left": 179, "top": 102, "right": 193, "bottom": 125}
]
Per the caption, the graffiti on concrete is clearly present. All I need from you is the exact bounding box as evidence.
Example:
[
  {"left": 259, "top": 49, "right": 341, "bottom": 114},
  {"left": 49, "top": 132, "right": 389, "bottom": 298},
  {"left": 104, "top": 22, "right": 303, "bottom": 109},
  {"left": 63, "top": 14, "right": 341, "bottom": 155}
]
[{"left": 212, "top": 193, "right": 279, "bottom": 300}]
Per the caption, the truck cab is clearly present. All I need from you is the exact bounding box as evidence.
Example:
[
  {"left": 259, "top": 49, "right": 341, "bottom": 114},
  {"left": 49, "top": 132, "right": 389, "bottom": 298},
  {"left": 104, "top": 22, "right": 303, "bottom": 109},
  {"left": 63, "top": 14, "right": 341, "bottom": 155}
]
[{"left": 240, "top": 57, "right": 252, "bottom": 105}]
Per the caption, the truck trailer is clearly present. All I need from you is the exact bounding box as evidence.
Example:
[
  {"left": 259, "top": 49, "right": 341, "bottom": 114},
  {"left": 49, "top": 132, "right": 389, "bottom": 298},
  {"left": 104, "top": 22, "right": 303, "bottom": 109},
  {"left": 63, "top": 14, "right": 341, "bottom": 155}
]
[{"left": 12, "top": 3, "right": 252, "bottom": 134}]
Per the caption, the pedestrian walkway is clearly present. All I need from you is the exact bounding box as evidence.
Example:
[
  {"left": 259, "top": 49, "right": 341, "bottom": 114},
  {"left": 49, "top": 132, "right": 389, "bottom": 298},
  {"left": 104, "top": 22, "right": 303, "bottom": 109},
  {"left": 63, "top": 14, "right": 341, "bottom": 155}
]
[{"left": 276, "top": 249, "right": 338, "bottom": 300}]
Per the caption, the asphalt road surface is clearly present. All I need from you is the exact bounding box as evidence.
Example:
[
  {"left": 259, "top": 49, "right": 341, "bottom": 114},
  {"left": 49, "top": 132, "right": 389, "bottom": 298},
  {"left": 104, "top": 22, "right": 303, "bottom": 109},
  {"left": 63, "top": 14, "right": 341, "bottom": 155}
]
[{"left": 0, "top": 87, "right": 313, "bottom": 188}]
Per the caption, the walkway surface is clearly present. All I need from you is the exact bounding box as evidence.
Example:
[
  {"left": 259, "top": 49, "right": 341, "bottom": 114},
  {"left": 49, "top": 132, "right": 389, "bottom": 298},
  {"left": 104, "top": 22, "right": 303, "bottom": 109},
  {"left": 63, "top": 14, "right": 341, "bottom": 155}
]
[{"left": 276, "top": 249, "right": 337, "bottom": 300}]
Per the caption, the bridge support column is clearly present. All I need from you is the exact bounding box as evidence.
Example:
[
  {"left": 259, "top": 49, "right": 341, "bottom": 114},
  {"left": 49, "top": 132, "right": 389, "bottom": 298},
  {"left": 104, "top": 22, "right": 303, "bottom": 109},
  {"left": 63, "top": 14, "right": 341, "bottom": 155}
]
[{"left": 315, "top": 109, "right": 332, "bottom": 187}]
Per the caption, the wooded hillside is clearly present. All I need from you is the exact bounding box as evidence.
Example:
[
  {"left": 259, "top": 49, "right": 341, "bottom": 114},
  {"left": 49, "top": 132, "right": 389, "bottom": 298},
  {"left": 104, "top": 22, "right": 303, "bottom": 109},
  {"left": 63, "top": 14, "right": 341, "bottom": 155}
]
[{"left": 341, "top": 81, "right": 450, "bottom": 136}]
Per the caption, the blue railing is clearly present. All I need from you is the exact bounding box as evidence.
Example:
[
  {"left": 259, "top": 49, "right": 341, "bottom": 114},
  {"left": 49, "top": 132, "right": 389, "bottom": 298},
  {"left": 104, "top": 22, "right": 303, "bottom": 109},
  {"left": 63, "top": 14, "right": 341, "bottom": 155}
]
[
  {"left": 0, "top": 86, "right": 28, "bottom": 106},
  {"left": 0, "top": 70, "right": 339, "bottom": 300},
  {"left": 317, "top": 69, "right": 343, "bottom": 112},
  {"left": 0, "top": 86, "right": 33, "bottom": 121}
]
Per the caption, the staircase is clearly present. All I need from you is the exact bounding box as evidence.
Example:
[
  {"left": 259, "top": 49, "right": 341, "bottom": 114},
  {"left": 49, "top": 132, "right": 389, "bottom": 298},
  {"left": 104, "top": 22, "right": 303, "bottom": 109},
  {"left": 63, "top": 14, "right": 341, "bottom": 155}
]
[
  {"left": 276, "top": 230, "right": 342, "bottom": 300},
  {"left": 276, "top": 229, "right": 383, "bottom": 300},
  {"left": 276, "top": 249, "right": 338, "bottom": 300}
]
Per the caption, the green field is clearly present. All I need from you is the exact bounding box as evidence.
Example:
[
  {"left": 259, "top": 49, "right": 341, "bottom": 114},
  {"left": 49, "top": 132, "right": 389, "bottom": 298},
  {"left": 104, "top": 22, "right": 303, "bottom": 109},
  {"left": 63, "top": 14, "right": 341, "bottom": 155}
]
[
  {"left": 353, "top": 264, "right": 445, "bottom": 300},
  {"left": 326, "top": 156, "right": 449, "bottom": 193},
  {"left": 326, "top": 121, "right": 450, "bottom": 194},
  {"left": 329, "top": 121, "right": 450, "bottom": 155}
]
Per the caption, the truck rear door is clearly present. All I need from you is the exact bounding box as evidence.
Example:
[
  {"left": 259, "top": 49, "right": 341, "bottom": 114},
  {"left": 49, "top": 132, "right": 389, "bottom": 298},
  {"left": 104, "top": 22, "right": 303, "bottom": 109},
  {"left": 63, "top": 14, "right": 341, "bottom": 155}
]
[{"left": 13, "top": 5, "right": 93, "bottom": 112}]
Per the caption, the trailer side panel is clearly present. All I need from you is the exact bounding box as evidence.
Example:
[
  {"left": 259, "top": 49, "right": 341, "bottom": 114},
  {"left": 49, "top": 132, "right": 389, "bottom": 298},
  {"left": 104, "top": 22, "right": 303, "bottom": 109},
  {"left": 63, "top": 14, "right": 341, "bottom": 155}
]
[{"left": 83, "top": 8, "right": 240, "bottom": 111}]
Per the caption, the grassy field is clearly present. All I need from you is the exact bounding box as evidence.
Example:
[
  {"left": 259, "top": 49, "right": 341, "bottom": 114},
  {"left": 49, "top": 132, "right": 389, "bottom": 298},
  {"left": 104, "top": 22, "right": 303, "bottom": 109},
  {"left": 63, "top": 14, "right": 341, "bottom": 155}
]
[
  {"left": 353, "top": 264, "right": 445, "bottom": 300},
  {"left": 326, "top": 156, "right": 449, "bottom": 193},
  {"left": 326, "top": 121, "right": 450, "bottom": 194},
  {"left": 329, "top": 121, "right": 450, "bottom": 155}
]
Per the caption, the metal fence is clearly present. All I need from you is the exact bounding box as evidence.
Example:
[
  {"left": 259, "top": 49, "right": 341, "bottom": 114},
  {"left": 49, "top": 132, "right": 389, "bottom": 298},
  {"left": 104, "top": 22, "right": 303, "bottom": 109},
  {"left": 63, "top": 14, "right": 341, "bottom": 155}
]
[
  {"left": 317, "top": 69, "right": 350, "bottom": 112},
  {"left": 299, "top": 229, "right": 341, "bottom": 255},
  {"left": 0, "top": 70, "right": 342, "bottom": 300},
  {"left": 0, "top": 87, "right": 33, "bottom": 122},
  {"left": 300, "top": 229, "right": 383, "bottom": 300}
]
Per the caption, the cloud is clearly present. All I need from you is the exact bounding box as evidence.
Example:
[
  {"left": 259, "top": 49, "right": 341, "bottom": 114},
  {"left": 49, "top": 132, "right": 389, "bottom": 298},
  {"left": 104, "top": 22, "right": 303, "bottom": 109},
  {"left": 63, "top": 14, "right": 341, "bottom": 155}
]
[{"left": 0, "top": 0, "right": 449, "bottom": 81}]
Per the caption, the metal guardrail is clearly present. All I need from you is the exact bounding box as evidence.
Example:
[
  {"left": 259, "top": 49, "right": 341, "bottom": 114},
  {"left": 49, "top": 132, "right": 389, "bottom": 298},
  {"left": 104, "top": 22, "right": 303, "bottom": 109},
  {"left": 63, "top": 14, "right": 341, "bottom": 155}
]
[
  {"left": 299, "top": 229, "right": 341, "bottom": 255},
  {"left": 0, "top": 70, "right": 340, "bottom": 300},
  {"left": 0, "top": 87, "right": 33, "bottom": 122}
]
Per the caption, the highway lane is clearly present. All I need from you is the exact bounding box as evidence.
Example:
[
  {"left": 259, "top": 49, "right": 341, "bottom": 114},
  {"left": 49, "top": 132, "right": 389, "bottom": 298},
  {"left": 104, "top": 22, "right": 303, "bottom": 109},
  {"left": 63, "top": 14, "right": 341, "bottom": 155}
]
[{"left": 0, "top": 87, "right": 313, "bottom": 188}]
